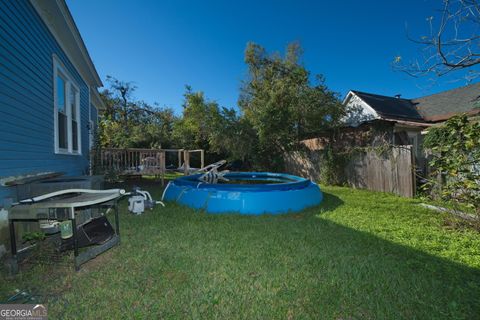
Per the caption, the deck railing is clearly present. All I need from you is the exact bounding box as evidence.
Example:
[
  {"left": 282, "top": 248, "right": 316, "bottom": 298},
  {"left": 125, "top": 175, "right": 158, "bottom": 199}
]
[{"left": 92, "top": 148, "right": 205, "bottom": 181}]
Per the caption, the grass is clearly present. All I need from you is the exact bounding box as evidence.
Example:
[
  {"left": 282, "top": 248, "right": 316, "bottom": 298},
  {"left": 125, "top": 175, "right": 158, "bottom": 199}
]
[{"left": 1, "top": 179, "right": 480, "bottom": 319}]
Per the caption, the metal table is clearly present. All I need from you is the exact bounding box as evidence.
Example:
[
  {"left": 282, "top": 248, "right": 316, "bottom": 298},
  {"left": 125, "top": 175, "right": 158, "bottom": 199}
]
[{"left": 8, "top": 189, "right": 124, "bottom": 272}]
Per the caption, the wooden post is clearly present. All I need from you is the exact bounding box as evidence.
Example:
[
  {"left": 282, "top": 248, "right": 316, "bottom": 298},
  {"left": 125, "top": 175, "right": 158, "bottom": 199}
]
[
  {"left": 123, "top": 149, "right": 126, "bottom": 172},
  {"left": 183, "top": 150, "right": 190, "bottom": 176},
  {"left": 200, "top": 150, "right": 205, "bottom": 169},
  {"left": 159, "top": 151, "right": 165, "bottom": 186},
  {"left": 178, "top": 150, "right": 182, "bottom": 169},
  {"left": 409, "top": 145, "right": 416, "bottom": 198}
]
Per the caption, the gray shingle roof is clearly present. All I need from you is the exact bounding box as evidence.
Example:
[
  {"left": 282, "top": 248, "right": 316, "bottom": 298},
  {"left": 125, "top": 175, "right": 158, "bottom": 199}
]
[
  {"left": 351, "top": 82, "right": 480, "bottom": 123},
  {"left": 412, "top": 83, "right": 480, "bottom": 121}
]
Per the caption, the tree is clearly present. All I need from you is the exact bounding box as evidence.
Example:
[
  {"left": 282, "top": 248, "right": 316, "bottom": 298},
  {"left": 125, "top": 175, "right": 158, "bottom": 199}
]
[
  {"left": 239, "top": 42, "right": 344, "bottom": 170},
  {"left": 171, "top": 86, "right": 257, "bottom": 164},
  {"left": 99, "top": 76, "right": 176, "bottom": 148},
  {"left": 128, "top": 102, "right": 176, "bottom": 148},
  {"left": 208, "top": 107, "right": 257, "bottom": 163},
  {"left": 172, "top": 86, "right": 222, "bottom": 150},
  {"left": 103, "top": 76, "right": 137, "bottom": 130},
  {"left": 97, "top": 42, "right": 344, "bottom": 172},
  {"left": 395, "top": 0, "right": 480, "bottom": 80}
]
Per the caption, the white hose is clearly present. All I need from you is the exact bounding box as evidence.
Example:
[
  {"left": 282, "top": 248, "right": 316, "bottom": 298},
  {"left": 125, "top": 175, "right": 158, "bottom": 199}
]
[
  {"left": 136, "top": 190, "right": 164, "bottom": 208},
  {"left": 138, "top": 190, "right": 152, "bottom": 201},
  {"left": 176, "top": 187, "right": 189, "bottom": 202},
  {"left": 161, "top": 182, "right": 171, "bottom": 201},
  {"left": 18, "top": 188, "right": 126, "bottom": 204}
]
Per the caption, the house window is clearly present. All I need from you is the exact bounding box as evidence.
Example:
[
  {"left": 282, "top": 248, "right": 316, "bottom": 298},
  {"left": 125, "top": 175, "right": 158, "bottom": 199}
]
[
  {"left": 54, "top": 57, "right": 81, "bottom": 155},
  {"left": 70, "top": 84, "right": 79, "bottom": 152},
  {"left": 56, "top": 75, "right": 68, "bottom": 149}
]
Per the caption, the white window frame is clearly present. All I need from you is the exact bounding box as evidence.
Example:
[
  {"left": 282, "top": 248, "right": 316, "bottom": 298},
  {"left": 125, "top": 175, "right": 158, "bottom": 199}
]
[{"left": 53, "top": 55, "right": 82, "bottom": 155}]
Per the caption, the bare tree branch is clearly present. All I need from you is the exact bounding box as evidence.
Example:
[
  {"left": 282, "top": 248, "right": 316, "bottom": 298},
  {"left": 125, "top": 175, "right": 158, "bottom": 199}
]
[{"left": 394, "top": 0, "right": 480, "bottom": 80}]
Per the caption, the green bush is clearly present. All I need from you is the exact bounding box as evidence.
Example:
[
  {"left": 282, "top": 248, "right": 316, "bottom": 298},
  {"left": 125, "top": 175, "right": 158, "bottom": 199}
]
[{"left": 423, "top": 114, "right": 480, "bottom": 226}]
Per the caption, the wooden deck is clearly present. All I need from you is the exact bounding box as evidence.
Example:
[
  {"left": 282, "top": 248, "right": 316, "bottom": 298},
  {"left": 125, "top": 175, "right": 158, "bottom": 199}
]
[{"left": 92, "top": 148, "right": 205, "bottom": 184}]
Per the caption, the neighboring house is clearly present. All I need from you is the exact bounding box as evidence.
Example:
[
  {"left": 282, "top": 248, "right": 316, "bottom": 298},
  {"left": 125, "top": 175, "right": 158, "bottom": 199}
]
[
  {"left": 295, "top": 83, "right": 480, "bottom": 197},
  {"left": 341, "top": 83, "right": 480, "bottom": 167},
  {"left": 0, "top": 0, "right": 105, "bottom": 206}
]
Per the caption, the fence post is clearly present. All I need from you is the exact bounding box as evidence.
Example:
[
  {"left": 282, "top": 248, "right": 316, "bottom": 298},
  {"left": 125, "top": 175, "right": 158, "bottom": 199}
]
[
  {"left": 183, "top": 150, "right": 190, "bottom": 176},
  {"left": 409, "top": 145, "right": 416, "bottom": 198},
  {"left": 159, "top": 151, "right": 165, "bottom": 186}
]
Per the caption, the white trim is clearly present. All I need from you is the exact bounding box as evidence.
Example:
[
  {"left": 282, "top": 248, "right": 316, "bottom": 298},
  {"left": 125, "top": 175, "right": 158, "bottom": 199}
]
[
  {"left": 91, "top": 105, "right": 98, "bottom": 124},
  {"left": 88, "top": 85, "right": 91, "bottom": 150},
  {"left": 53, "top": 55, "right": 82, "bottom": 156},
  {"left": 89, "top": 119, "right": 94, "bottom": 150},
  {"left": 53, "top": 60, "right": 60, "bottom": 153},
  {"left": 72, "top": 84, "right": 81, "bottom": 154},
  {"left": 88, "top": 89, "right": 98, "bottom": 151},
  {"left": 30, "top": 0, "right": 102, "bottom": 87},
  {"left": 56, "top": 0, "right": 102, "bottom": 86},
  {"left": 88, "top": 85, "right": 91, "bottom": 122},
  {"left": 90, "top": 87, "right": 106, "bottom": 110},
  {"left": 342, "top": 91, "right": 380, "bottom": 127},
  {"left": 342, "top": 90, "right": 355, "bottom": 105},
  {"left": 344, "top": 91, "right": 381, "bottom": 118}
]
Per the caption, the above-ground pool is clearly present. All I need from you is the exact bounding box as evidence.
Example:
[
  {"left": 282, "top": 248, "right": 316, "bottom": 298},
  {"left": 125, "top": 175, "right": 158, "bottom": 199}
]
[{"left": 162, "top": 172, "right": 323, "bottom": 215}]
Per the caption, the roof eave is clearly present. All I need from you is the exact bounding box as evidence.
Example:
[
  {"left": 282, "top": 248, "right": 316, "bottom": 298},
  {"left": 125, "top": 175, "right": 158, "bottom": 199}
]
[
  {"left": 382, "top": 118, "right": 434, "bottom": 127},
  {"left": 342, "top": 90, "right": 355, "bottom": 105},
  {"left": 422, "top": 108, "right": 480, "bottom": 122},
  {"left": 91, "top": 88, "right": 106, "bottom": 110},
  {"left": 30, "top": 0, "right": 103, "bottom": 88}
]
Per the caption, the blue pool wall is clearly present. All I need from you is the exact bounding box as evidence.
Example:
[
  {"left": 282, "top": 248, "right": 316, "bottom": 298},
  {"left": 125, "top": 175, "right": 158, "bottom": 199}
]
[{"left": 163, "top": 172, "right": 323, "bottom": 215}]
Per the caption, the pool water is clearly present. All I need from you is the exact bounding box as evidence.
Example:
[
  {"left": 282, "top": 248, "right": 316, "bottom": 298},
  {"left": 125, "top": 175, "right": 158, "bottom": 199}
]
[
  {"left": 208, "top": 172, "right": 297, "bottom": 185},
  {"left": 217, "top": 177, "right": 294, "bottom": 184}
]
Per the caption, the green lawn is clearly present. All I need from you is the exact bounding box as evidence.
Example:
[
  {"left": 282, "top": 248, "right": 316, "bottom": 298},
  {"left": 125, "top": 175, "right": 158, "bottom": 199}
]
[{"left": 2, "top": 180, "right": 480, "bottom": 319}]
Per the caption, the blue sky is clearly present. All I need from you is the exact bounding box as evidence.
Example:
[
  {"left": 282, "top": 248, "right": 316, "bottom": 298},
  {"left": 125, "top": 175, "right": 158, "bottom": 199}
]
[{"left": 67, "top": 0, "right": 478, "bottom": 113}]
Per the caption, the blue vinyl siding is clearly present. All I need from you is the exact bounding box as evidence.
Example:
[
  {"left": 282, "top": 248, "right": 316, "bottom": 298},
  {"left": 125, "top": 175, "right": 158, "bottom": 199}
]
[{"left": 0, "top": 0, "right": 93, "bottom": 203}]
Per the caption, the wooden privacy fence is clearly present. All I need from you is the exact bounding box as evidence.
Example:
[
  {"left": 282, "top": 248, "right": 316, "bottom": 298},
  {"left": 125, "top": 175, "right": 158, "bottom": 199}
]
[
  {"left": 285, "top": 145, "right": 415, "bottom": 197},
  {"left": 92, "top": 148, "right": 205, "bottom": 183},
  {"left": 346, "top": 145, "right": 415, "bottom": 197}
]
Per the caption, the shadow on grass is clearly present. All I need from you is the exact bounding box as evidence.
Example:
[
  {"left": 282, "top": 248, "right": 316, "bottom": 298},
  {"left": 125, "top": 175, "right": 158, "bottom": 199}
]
[
  {"left": 289, "top": 191, "right": 344, "bottom": 219},
  {"left": 296, "top": 218, "right": 480, "bottom": 318},
  {"left": 17, "top": 179, "right": 475, "bottom": 319},
  {"left": 319, "top": 191, "right": 344, "bottom": 212}
]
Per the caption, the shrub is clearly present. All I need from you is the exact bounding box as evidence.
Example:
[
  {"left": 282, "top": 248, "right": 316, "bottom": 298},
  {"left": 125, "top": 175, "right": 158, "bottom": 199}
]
[{"left": 423, "top": 114, "right": 480, "bottom": 227}]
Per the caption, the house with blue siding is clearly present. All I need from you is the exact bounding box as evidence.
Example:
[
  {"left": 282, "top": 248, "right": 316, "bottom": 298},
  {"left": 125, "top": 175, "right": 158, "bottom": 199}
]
[{"left": 0, "top": 0, "right": 105, "bottom": 248}]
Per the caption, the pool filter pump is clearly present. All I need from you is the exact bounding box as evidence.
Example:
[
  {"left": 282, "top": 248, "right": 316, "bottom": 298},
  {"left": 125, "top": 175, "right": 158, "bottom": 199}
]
[{"left": 128, "top": 187, "right": 164, "bottom": 215}]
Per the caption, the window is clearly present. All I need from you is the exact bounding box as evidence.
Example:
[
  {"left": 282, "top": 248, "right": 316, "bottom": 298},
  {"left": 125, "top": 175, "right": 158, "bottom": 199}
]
[
  {"left": 53, "top": 56, "right": 81, "bottom": 154},
  {"left": 57, "top": 75, "right": 68, "bottom": 149},
  {"left": 70, "top": 84, "right": 79, "bottom": 152}
]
